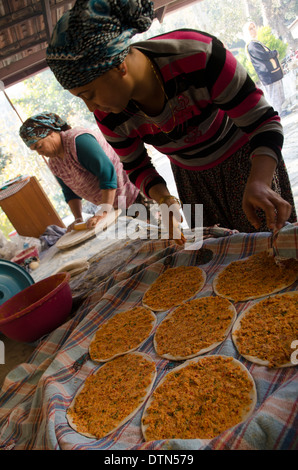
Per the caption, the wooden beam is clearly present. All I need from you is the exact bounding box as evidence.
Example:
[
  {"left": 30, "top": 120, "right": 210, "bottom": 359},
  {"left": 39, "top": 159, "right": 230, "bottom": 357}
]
[
  {"left": 40, "top": 0, "right": 53, "bottom": 43},
  {"left": 1, "top": 62, "right": 49, "bottom": 88},
  {"left": 0, "top": 36, "right": 47, "bottom": 61},
  {"left": 0, "top": 49, "right": 48, "bottom": 88},
  {"left": 0, "top": 0, "right": 75, "bottom": 33},
  {"left": 155, "top": 6, "right": 168, "bottom": 23}
]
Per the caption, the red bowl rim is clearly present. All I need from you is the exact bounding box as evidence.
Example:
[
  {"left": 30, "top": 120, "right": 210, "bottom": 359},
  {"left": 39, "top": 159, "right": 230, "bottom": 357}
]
[{"left": 0, "top": 271, "right": 71, "bottom": 327}]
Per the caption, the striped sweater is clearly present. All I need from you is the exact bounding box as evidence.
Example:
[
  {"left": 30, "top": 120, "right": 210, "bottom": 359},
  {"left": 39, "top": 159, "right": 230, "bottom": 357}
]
[{"left": 94, "top": 29, "right": 283, "bottom": 197}]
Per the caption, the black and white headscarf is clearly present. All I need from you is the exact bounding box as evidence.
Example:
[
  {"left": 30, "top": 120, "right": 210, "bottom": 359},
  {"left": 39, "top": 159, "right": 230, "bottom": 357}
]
[
  {"left": 46, "top": 0, "right": 154, "bottom": 89},
  {"left": 19, "top": 112, "right": 69, "bottom": 147}
]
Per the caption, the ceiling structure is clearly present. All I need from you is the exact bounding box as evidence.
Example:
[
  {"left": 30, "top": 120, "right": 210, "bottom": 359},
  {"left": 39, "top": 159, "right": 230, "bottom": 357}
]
[{"left": 0, "top": 0, "right": 201, "bottom": 89}]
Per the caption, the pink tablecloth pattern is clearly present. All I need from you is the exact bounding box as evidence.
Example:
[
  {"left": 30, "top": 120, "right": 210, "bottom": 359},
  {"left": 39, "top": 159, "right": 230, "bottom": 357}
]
[{"left": 0, "top": 227, "right": 297, "bottom": 450}]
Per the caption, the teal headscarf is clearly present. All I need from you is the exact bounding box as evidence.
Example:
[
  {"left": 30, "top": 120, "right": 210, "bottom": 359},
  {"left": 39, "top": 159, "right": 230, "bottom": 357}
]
[
  {"left": 46, "top": 0, "right": 154, "bottom": 90},
  {"left": 19, "top": 112, "right": 69, "bottom": 147}
]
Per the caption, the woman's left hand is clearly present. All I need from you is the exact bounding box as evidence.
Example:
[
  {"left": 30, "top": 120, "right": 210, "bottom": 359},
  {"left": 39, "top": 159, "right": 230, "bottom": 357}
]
[
  {"left": 67, "top": 217, "right": 83, "bottom": 232},
  {"left": 242, "top": 180, "right": 292, "bottom": 232},
  {"left": 243, "top": 154, "right": 293, "bottom": 232}
]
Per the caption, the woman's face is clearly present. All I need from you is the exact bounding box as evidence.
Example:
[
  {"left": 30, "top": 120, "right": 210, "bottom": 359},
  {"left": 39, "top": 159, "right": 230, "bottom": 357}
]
[
  {"left": 69, "top": 65, "right": 133, "bottom": 114},
  {"left": 30, "top": 131, "right": 62, "bottom": 158},
  {"left": 248, "top": 23, "right": 257, "bottom": 39}
]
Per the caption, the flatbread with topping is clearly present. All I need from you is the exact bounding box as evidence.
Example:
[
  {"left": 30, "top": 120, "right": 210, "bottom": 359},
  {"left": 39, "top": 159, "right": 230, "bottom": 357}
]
[
  {"left": 213, "top": 251, "right": 298, "bottom": 302},
  {"left": 142, "top": 265, "right": 206, "bottom": 311},
  {"left": 89, "top": 306, "right": 156, "bottom": 362},
  {"left": 232, "top": 291, "right": 298, "bottom": 368},
  {"left": 154, "top": 296, "right": 236, "bottom": 360},
  {"left": 141, "top": 355, "right": 256, "bottom": 441},
  {"left": 67, "top": 352, "right": 156, "bottom": 440}
]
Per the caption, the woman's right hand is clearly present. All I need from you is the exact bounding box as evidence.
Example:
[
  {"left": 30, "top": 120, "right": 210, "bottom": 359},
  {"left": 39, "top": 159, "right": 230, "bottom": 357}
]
[
  {"left": 158, "top": 196, "right": 186, "bottom": 246},
  {"left": 86, "top": 212, "right": 107, "bottom": 229},
  {"left": 148, "top": 184, "right": 186, "bottom": 246}
]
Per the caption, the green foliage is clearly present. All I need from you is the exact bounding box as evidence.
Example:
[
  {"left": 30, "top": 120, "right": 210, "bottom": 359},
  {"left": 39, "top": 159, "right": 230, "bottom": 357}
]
[
  {"left": 257, "top": 26, "right": 288, "bottom": 60},
  {"left": 0, "top": 209, "right": 14, "bottom": 239},
  {"left": 14, "top": 69, "right": 95, "bottom": 127},
  {"left": 282, "top": 0, "right": 297, "bottom": 23},
  {"left": 0, "top": 147, "right": 15, "bottom": 238},
  {"left": 0, "top": 147, "right": 12, "bottom": 172},
  {"left": 236, "top": 49, "right": 259, "bottom": 84}
]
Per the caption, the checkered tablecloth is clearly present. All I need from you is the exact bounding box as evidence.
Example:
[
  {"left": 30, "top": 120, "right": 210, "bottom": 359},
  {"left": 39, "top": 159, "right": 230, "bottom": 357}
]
[{"left": 0, "top": 226, "right": 297, "bottom": 450}]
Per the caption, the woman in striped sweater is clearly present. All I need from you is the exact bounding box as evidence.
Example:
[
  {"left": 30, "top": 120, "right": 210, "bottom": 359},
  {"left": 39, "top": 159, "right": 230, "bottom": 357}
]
[{"left": 46, "top": 0, "right": 296, "bottom": 240}]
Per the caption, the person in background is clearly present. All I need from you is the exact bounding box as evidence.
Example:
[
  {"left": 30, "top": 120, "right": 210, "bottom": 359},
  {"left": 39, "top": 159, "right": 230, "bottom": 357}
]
[
  {"left": 19, "top": 112, "right": 148, "bottom": 231},
  {"left": 243, "top": 21, "right": 286, "bottom": 117},
  {"left": 46, "top": 0, "right": 296, "bottom": 240}
]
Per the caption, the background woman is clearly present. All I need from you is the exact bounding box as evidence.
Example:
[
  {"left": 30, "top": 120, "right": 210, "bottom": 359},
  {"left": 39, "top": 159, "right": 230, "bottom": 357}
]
[
  {"left": 19, "top": 112, "right": 146, "bottom": 231},
  {"left": 243, "top": 21, "right": 286, "bottom": 116}
]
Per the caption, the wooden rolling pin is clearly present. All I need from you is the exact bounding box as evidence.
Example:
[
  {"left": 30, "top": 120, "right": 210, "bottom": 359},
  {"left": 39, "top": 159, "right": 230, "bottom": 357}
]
[{"left": 73, "top": 222, "right": 88, "bottom": 231}]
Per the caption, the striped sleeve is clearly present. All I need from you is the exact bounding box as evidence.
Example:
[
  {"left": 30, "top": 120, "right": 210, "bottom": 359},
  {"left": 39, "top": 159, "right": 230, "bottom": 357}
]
[
  {"left": 206, "top": 38, "right": 283, "bottom": 161},
  {"left": 94, "top": 112, "right": 166, "bottom": 196}
]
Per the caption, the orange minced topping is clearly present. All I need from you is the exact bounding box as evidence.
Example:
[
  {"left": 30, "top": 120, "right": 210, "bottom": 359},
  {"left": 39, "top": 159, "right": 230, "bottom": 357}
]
[
  {"left": 143, "top": 266, "right": 205, "bottom": 310},
  {"left": 215, "top": 251, "right": 298, "bottom": 302},
  {"left": 155, "top": 296, "right": 235, "bottom": 358},
  {"left": 89, "top": 306, "right": 155, "bottom": 361},
  {"left": 142, "top": 356, "right": 254, "bottom": 440},
  {"left": 233, "top": 293, "right": 298, "bottom": 367},
  {"left": 68, "top": 353, "right": 156, "bottom": 439}
]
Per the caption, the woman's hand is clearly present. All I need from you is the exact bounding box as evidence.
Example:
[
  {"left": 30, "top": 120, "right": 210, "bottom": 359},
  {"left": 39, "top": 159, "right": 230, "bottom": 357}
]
[
  {"left": 158, "top": 196, "right": 186, "bottom": 246},
  {"left": 243, "top": 156, "right": 293, "bottom": 231},
  {"left": 86, "top": 212, "right": 107, "bottom": 229},
  {"left": 148, "top": 184, "right": 186, "bottom": 246}
]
